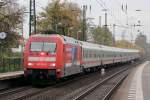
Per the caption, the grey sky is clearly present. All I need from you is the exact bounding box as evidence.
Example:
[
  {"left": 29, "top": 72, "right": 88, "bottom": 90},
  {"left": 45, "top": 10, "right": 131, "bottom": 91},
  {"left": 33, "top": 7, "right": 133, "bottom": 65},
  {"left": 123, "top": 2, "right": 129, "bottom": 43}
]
[{"left": 19, "top": 0, "right": 150, "bottom": 42}]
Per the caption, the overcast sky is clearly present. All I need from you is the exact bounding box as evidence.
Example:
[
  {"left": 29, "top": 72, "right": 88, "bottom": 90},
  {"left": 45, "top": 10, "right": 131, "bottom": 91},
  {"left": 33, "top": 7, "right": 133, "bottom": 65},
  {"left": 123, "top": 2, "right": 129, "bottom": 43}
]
[{"left": 18, "top": 0, "right": 150, "bottom": 42}]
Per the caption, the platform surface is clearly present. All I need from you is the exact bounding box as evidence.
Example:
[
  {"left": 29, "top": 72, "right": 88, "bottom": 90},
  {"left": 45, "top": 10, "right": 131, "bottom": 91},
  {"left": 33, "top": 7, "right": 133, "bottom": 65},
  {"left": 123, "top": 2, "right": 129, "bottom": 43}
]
[
  {"left": 111, "top": 61, "right": 150, "bottom": 100},
  {"left": 0, "top": 71, "right": 23, "bottom": 80}
]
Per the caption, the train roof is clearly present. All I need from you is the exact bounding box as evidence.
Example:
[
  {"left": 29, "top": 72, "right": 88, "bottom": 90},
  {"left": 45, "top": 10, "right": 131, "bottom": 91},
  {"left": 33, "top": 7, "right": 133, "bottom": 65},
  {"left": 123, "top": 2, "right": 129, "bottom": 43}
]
[
  {"left": 79, "top": 41, "right": 139, "bottom": 53},
  {"left": 30, "top": 34, "right": 59, "bottom": 38},
  {"left": 30, "top": 34, "right": 139, "bottom": 53},
  {"left": 30, "top": 34, "right": 79, "bottom": 45},
  {"left": 62, "top": 35, "right": 79, "bottom": 45}
]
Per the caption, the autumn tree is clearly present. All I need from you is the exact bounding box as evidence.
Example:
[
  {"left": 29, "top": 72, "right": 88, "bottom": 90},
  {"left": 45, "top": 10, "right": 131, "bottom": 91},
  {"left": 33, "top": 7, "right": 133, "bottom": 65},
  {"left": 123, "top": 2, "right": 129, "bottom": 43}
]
[
  {"left": 116, "top": 40, "right": 144, "bottom": 52},
  {"left": 116, "top": 40, "right": 134, "bottom": 48},
  {"left": 37, "top": 0, "right": 82, "bottom": 39},
  {"left": 0, "top": 0, "right": 24, "bottom": 32},
  {"left": 0, "top": 0, "right": 24, "bottom": 56},
  {"left": 92, "top": 26, "right": 113, "bottom": 46},
  {"left": 135, "top": 33, "right": 149, "bottom": 54}
]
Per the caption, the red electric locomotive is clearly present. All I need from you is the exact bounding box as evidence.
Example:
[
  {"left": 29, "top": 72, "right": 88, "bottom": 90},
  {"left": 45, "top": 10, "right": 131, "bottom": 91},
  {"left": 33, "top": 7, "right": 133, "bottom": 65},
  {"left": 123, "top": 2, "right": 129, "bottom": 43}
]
[
  {"left": 24, "top": 34, "right": 82, "bottom": 82},
  {"left": 24, "top": 34, "right": 140, "bottom": 84}
]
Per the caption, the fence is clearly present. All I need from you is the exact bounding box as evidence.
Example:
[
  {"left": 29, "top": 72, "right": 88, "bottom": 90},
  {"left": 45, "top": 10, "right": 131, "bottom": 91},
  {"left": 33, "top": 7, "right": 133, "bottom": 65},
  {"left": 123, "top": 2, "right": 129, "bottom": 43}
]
[
  {"left": 0, "top": 57, "right": 23, "bottom": 73},
  {"left": 0, "top": 47, "right": 23, "bottom": 73}
]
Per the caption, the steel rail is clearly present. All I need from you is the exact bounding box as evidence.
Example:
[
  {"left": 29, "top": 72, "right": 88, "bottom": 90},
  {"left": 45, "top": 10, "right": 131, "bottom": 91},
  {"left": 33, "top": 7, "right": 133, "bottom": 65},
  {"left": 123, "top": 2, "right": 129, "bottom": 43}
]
[{"left": 72, "top": 67, "right": 129, "bottom": 100}]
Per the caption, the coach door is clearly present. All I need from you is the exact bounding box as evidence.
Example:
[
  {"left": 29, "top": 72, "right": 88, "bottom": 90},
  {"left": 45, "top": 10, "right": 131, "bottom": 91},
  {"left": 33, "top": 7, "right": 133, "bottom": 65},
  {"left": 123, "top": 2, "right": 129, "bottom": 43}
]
[
  {"left": 63, "top": 45, "right": 81, "bottom": 77},
  {"left": 71, "top": 46, "right": 81, "bottom": 74},
  {"left": 72, "top": 46, "right": 77, "bottom": 65}
]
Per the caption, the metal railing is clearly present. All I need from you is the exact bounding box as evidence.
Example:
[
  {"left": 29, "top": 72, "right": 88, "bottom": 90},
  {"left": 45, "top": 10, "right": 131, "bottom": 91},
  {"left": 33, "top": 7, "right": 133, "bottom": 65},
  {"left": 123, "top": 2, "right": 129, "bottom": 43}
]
[{"left": 0, "top": 57, "right": 23, "bottom": 73}]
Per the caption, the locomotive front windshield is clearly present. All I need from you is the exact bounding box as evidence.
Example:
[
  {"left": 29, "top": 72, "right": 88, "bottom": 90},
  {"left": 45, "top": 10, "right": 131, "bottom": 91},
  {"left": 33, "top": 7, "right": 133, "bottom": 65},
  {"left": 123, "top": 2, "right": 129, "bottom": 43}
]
[{"left": 30, "top": 42, "right": 56, "bottom": 53}]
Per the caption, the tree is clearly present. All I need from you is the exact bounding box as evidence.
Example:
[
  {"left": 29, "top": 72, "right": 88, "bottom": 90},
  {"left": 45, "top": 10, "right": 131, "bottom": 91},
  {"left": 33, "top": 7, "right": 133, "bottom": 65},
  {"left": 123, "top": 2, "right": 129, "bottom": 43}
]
[
  {"left": 135, "top": 33, "right": 149, "bottom": 54},
  {"left": 92, "top": 26, "right": 113, "bottom": 46},
  {"left": 0, "top": 0, "right": 24, "bottom": 56},
  {"left": 37, "top": 0, "right": 82, "bottom": 39},
  {"left": 116, "top": 40, "right": 134, "bottom": 48},
  {"left": 0, "top": 0, "right": 24, "bottom": 32},
  {"left": 115, "top": 40, "right": 144, "bottom": 52}
]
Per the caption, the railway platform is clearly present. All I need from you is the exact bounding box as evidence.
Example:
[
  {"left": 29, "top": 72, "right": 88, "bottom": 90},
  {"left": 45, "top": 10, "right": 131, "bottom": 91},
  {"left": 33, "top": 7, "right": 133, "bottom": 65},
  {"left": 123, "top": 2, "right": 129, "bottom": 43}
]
[
  {"left": 111, "top": 61, "right": 150, "bottom": 100},
  {"left": 0, "top": 71, "right": 23, "bottom": 80}
]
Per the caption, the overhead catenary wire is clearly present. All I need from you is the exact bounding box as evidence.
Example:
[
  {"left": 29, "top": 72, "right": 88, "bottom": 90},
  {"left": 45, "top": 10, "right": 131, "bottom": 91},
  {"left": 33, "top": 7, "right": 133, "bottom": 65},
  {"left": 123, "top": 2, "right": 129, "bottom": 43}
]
[
  {"left": 95, "top": 0, "right": 126, "bottom": 28},
  {"left": 94, "top": 0, "right": 139, "bottom": 41}
]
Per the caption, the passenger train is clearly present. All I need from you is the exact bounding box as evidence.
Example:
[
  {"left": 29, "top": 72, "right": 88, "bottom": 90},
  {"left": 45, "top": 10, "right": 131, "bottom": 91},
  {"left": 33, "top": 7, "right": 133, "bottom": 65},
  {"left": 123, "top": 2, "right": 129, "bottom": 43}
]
[{"left": 23, "top": 34, "right": 140, "bottom": 82}]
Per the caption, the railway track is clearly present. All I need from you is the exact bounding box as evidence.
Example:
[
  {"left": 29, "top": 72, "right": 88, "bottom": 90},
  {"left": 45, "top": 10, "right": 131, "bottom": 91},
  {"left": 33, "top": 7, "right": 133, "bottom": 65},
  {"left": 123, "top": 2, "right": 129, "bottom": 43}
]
[
  {"left": 65, "top": 67, "right": 130, "bottom": 100},
  {"left": 1, "top": 67, "right": 121, "bottom": 100},
  {"left": 0, "top": 86, "right": 31, "bottom": 97},
  {"left": 0, "top": 86, "right": 45, "bottom": 100},
  {"left": 0, "top": 61, "right": 142, "bottom": 100},
  {"left": 13, "top": 72, "right": 103, "bottom": 100},
  {"left": 27, "top": 62, "right": 141, "bottom": 100},
  {"left": 1, "top": 71, "right": 100, "bottom": 100},
  {"left": 64, "top": 61, "right": 144, "bottom": 100}
]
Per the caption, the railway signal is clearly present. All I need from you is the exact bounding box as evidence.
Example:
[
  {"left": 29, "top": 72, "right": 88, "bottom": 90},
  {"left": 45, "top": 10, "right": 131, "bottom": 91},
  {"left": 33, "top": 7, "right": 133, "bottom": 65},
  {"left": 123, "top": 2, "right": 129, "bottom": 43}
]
[{"left": 0, "top": 32, "right": 7, "bottom": 39}]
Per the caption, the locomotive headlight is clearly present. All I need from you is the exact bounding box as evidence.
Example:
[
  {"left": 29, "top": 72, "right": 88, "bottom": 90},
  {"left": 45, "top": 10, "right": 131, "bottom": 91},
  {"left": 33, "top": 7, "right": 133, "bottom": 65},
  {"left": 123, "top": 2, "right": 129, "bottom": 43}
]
[
  {"left": 28, "top": 62, "right": 33, "bottom": 66},
  {"left": 40, "top": 52, "right": 46, "bottom": 56},
  {"left": 50, "top": 63, "right": 56, "bottom": 67},
  {"left": 52, "top": 63, "right": 56, "bottom": 67}
]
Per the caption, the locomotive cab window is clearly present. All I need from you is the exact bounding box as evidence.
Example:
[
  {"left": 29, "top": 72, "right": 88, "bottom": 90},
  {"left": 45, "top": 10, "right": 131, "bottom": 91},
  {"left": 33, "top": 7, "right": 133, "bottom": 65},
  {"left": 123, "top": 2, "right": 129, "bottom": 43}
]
[
  {"left": 44, "top": 42, "right": 56, "bottom": 53},
  {"left": 30, "top": 42, "right": 43, "bottom": 51},
  {"left": 30, "top": 42, "right": 56, "bottom": 53}
]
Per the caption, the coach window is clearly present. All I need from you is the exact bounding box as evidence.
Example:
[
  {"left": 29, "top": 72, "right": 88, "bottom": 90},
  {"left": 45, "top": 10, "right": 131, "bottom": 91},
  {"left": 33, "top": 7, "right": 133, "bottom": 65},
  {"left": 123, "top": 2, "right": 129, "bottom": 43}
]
[
  {"left": 86, "top": 50, "right": 88, "bottom": 59},
  {"left": 83, "top": 50, "right": 86, "bottom": 59},
  {"left": 86, "top": 50, "right": 87, "bottom": 59},
  {"left": 85, "top": 50, "right": 87, "bottom": 58},
  {"left": 84, "top": 50, "right": 86, "bottom": 59},
  {"left": 83, "top": 50, "right": 84, "bottom": 58},
  {"left": 94, "top": 53, "right": 96, "bottom": 58},
  {"left": 85, "top": 50, "right": 88, "bottom": 59},
  {"left": 89, "top": 51, "right": 91, "bottom": 58}
]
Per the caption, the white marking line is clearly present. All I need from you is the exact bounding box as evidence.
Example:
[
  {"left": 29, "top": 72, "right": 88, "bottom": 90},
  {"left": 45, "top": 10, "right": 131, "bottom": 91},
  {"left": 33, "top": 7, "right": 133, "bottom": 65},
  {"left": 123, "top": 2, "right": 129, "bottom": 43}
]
[
  {"left": 128, "top": 96, "right": 135, "bottom": 98},
  {"left": 128, "top": 98, "right": 135, "bottom": 99},
  {"left": 128, "top": 95, "right": 135, "bottom": 97},
  {"left": 65, "top": 63, "right": 72, "bottom": 67},
  {"left": 129, "top": 88, "right": 136, "bottom": 90},
  {"left": 129, "top": 92, "right": 136, "bottom": 94},
  {"left": 28, "top": 57, "right": 56, "bottom": 61},
  {"left": 128, "top": 61, "right": 149, "bottom": 100},
  {"left": 0, "top": 71, "right": 23, "bottom": 79}
]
